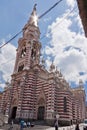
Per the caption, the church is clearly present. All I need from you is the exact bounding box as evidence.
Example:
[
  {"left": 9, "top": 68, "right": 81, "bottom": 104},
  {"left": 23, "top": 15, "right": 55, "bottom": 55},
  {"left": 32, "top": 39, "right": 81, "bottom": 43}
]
[{"left": 0, "top": 5, "right": 86, "bottom": 125}]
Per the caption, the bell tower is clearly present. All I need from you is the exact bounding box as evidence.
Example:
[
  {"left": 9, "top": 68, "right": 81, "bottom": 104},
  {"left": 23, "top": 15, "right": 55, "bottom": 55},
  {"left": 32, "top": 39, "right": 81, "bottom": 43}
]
[{"left": 14, "top": 4, "right": 41, "bottom": 73}]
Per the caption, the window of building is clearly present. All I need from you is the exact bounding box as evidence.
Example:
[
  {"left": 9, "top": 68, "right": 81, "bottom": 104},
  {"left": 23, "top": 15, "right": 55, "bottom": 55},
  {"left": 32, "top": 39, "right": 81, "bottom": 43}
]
[
  {"left": 31, "top": 48, "right": 36, "bottom": 59},
  {"left": 64, "top": 97, "right": 67, "bottom": 112},
  {"left": 18, "top": 64, "right": 24, "bottom": 72},
  {"left": 21, "top": 47, "right": 26, "bottom": 58},
  {"left": 31, "top": 43, "right": 37, "bottom": 59}
]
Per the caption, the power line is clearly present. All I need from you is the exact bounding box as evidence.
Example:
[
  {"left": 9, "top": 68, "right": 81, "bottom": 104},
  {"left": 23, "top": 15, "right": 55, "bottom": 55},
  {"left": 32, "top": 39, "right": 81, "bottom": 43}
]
[
  {"left": 0, "top": 0, "right": 63, "bottom": 49},
  {"left": 0, "top": 31, "right": 22, "bottom": 48},
  {"left": 40, "top": 6, "right": 77, "bottom": 40},
  {"left": 38, "top": 0, "right": 63, "bottom": 19}
]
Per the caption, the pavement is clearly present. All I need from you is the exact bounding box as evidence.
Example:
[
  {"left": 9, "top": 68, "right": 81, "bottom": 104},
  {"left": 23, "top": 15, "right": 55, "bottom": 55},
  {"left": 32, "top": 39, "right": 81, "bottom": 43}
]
[
  {"left": 0, "top": 124, "right": 52, "bottom": 130},
  {"left": 0, "top": 124, "right": 84, "bottom": 130}
]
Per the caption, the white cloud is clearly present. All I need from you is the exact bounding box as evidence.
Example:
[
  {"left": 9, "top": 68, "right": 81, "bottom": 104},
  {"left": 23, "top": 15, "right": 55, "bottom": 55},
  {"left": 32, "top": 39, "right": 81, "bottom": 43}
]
[
  {"left": 45, "top": 9, "right": 87, "bottom": 85},
  {"left": 0, "top": 42, "right": 16, "bottom": 84},
  {"left": 66, "top": 0, "right": 76, "bottom": 8},
  {"left": 0, "top": 83, "right": 5, "bottom": 89},
  {"left": 74, "top": 15, "right": 85, "bottom": 34},
  {"left": 43, "top": 17, "right": 51, "bottom": 23}
]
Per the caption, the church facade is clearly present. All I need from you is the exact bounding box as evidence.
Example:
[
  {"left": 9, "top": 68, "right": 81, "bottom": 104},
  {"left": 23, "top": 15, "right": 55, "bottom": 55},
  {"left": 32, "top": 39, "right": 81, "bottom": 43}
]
[{"left": 0, "top": 6, "right": 86, "bottom": 125}]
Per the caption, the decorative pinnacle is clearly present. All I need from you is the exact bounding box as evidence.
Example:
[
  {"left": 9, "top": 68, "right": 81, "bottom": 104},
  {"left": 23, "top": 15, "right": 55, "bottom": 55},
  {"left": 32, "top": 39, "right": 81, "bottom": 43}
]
[
  {"left": 28, "top": 4, "right": 38, "bottom": 26},
  {"left": 34, "top": 4, "right": 37, "bottom": 10}
]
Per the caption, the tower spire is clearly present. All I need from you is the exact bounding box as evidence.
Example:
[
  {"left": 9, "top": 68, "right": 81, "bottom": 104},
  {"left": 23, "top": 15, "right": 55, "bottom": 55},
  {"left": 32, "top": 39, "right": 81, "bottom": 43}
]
[
  {"left": 28, "top": 4, "right": 38, "bottom": 26},
  {"left": 13, "top": 4, "right": 41, "bottom": 73}
]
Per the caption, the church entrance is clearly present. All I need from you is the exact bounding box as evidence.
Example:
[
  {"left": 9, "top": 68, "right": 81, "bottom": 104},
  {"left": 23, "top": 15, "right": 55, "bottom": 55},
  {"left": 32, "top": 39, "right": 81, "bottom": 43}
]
[
  {"left": 11, "top": 106, "right": 17, "bottom": 119},
  {"left": 37, "top": 106, "right": 45, "bottom": 120}
]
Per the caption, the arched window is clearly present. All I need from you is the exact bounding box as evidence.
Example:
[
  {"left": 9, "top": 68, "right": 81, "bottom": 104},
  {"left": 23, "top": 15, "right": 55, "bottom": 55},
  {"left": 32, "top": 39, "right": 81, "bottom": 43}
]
[
  {"left": 18, "top": 64, "right": 24, "bottom": 72},
  {"left": 64, "top": 97, "right": 67, "bottom": 112},
  {"left": 31, "top": 43, "right": 36, "bottom": 59},
  {"left": 31, "top": 48, "right": 36, "bottom": 59},
  {"left": 20, "top": 47, "right": 26, "bottom": 58}
]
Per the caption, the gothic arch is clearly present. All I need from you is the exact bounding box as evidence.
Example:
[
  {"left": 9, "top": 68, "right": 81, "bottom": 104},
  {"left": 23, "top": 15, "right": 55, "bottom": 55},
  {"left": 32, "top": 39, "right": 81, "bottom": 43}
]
[
  {"left": 37, "top": 89, "right": 46, "bottom": 120},
  {"left": 12, "top": 98, "right": 18, "bottom": 106},
  {"left": 20, "top": 47, "right": 26, "bottom": 58},
  {"left": 37, "top": 88, "right": 46, "bottom": 107},
  {"left": 11, "top": 97, "right": 18, "bottom": 119},
  {"left": 38, "top": 98, "right": 45, "bottom": 106},
  {"left": 12, "top": 91, "right": 18, "bottom": 107},
  {"left": 11, "top": 106, "right": 17, "bottom": 119},
  {"left": 18, "top": 64, "right": 24, "bottom": 72}
]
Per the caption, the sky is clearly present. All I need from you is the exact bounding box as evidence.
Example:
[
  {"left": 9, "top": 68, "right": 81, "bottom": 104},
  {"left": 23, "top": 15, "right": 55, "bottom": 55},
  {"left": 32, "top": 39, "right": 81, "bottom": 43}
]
[{"left": 0, "top": 0, "right": 87, "bottom": 99}]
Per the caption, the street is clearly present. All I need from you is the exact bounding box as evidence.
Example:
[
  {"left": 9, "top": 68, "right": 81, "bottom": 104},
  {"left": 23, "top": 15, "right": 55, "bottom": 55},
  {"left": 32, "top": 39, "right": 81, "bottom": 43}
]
[{"left": 0, "top": 124, "right": 84, "bottom": 130}]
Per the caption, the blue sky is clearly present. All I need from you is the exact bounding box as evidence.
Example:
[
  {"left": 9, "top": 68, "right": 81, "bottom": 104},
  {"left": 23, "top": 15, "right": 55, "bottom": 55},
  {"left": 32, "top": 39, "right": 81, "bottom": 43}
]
[{"left": 0, "top": 0, "right": 87, "bottom": 99}]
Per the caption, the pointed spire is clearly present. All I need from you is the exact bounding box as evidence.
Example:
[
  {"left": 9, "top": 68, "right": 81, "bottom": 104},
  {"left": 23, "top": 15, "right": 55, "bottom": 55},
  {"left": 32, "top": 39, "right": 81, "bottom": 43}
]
[
  {"left": 49, "top": 61, "right": 55, "bottom": 72},
  {"left": 41, "top": 57, "right": 45, "bottom": 68},
  {"left": 79, "top": 79, "right": 83, "bottom": 87},
  {"left": 28, "top": 4, "right": 38, "bottom": 26},
  {"left": 31, "top": 4, "right": 37, "bottom": 15},
  {"left": 55, "top": 66, "right": 58, "bottom": 73},
  {"left": 42, "top": 58, "right": 45, "bottom": 63},
  {"left": 55, "top": 66, "right": 60, "bottom": 77}
]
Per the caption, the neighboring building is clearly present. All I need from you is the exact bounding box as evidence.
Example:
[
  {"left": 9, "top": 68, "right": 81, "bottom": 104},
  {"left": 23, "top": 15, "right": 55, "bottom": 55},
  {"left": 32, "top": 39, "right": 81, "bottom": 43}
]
[
  {"left": 77, "top": 0, "right": 87, "bottom": 119},
  {"left": 72, "top": 80, "right": 86, "bottom": 123},
  {"left": 77, "top": 0, "right": 87, "bottom": 37},
  {"left": 0, "top": 92, "right": 2, "bottom": 107},
  {"left": 0, "top": 92, "right": 2, "bottom": 100},
  {"left": 0, "top": 5, "right": 86, "bottom": 125},
  {"left": 85, "top": 102, "right": 87, "bottom": 118}
]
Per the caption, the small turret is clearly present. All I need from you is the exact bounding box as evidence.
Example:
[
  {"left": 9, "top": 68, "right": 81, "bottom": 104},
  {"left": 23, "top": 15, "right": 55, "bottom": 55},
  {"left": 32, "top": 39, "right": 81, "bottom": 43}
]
[
  {"left": 55, "top": 66, "right": 60, "bottom": 77},
  {"left": 49, "top": 61, "right": 55, "bottom": 72},
  {"left": 41, "top": 57, "right": 45, "bottom": 68},
  {"left": 79, "top": 79, "right": 84, "bottom": 88}
]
